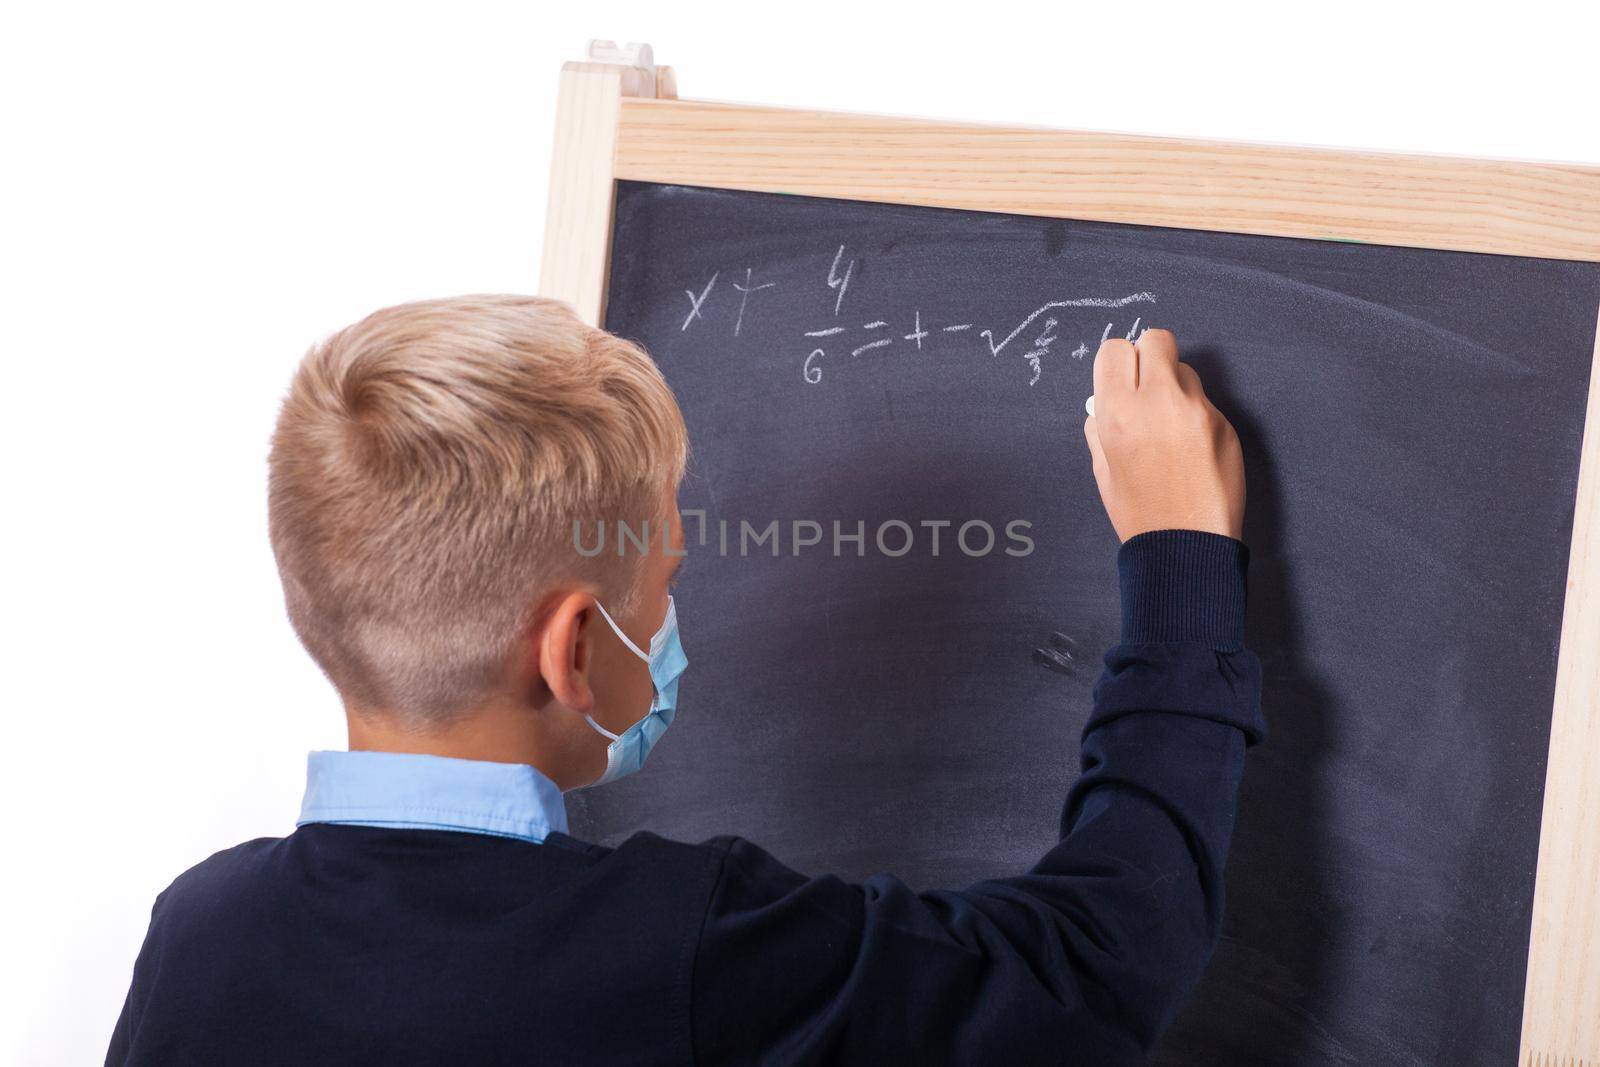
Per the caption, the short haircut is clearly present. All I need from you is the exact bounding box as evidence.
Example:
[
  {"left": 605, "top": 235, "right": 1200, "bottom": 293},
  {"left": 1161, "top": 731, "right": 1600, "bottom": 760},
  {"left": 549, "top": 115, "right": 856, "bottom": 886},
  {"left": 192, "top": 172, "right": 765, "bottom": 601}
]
[{"left": 267, "top": 295, "right": 687, "bottom": 725}]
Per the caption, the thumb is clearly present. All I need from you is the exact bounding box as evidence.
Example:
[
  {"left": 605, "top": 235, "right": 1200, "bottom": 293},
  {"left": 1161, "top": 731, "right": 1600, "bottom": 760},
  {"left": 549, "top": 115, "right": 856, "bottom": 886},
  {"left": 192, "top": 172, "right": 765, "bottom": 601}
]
[{"left": 1083, "top": 415, "right": 1109, "bottom": 483}]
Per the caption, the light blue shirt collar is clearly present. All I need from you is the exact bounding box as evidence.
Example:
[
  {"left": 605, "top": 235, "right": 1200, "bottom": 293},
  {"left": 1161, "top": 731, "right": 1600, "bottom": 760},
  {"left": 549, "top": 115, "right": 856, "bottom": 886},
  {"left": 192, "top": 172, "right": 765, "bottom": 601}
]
[{"left": 297, "top": 750, "right": 568, "bottom": 844}]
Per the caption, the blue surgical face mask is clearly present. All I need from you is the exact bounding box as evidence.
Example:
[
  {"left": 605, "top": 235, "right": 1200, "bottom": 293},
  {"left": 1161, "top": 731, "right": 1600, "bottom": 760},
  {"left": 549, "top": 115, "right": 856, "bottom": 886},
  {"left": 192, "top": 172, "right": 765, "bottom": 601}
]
[{"left": 581, "top": 596, "right": 687, "bottom": 788}]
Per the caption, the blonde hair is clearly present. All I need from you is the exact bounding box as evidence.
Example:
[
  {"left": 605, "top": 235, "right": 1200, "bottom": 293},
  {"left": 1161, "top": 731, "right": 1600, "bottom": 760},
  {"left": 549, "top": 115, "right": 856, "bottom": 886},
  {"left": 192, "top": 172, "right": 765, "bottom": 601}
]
[{"left": 267, "top": 295, "right": 687, "bottom": 725}]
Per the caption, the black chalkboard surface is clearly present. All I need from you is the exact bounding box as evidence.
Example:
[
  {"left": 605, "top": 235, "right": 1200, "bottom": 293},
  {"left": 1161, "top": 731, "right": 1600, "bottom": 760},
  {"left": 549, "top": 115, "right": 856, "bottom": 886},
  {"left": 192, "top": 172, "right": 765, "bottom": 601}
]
[{"left": 574, "top": 180, "right": 1600, "bottom": 1065}]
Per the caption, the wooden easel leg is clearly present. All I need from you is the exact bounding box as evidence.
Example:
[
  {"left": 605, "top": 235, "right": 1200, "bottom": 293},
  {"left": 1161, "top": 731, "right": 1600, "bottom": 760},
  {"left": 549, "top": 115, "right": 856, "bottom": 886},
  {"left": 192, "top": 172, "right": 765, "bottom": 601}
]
[
  {"left": 538, "top": 50, "right": 656, "bottom": 326},
  {"left": 1519, "top": 304, "right": 1600, "bottom": 1066}
]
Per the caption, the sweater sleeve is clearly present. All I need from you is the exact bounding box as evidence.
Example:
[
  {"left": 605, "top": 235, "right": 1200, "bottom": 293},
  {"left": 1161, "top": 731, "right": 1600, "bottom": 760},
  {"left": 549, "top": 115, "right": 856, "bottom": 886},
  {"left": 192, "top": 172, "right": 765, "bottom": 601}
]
[
  {"left": 690, "top": 530, "right": 1264, "bottom": 1066},
  {"left": 105, "top": 889, "right": 168, "bottom": 1066}
]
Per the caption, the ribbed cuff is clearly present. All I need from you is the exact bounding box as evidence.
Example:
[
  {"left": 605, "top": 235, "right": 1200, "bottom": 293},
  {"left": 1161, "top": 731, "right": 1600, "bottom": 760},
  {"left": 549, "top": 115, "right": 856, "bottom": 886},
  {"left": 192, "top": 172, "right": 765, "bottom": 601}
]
[{"left": 1118, "top": 530, "right": 1249, "bottom": 649}]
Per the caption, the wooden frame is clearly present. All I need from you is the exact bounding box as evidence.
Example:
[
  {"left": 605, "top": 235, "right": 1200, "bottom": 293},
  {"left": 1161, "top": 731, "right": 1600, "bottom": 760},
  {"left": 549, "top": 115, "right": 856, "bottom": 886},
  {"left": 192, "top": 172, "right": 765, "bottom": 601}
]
[{"left": 538, "top": 43, "right": 1600, "bottom": 1065}]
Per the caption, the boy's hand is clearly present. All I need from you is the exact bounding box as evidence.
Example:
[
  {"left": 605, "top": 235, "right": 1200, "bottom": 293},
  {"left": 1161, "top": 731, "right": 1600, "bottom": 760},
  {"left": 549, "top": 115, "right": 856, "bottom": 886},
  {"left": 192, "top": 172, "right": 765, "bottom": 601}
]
[{"left": 1083, "top": 329, "right": 1245, "bottom": 542}]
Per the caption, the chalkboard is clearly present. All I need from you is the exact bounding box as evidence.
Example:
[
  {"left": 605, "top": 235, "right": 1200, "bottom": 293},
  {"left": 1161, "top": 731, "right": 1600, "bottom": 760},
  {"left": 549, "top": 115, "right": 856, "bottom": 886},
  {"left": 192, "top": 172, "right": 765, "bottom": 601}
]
[{"left": 573, "top": 180, "right": 1600, "bottom": 1065}]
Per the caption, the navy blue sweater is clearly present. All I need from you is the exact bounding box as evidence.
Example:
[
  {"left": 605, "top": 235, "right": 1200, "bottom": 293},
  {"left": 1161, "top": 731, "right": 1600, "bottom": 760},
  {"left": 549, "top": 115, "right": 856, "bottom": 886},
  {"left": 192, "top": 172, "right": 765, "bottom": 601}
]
[{"left": 108, "top": 530, "right": 1263, "bottom": 1065}]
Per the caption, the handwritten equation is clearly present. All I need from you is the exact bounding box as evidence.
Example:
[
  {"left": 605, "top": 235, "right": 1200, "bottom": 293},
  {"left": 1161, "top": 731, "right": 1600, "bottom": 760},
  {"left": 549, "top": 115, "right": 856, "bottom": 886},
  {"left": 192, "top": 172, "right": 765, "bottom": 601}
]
[{"left": 679, "top": 244, "right": 1156, "bottom": 387}]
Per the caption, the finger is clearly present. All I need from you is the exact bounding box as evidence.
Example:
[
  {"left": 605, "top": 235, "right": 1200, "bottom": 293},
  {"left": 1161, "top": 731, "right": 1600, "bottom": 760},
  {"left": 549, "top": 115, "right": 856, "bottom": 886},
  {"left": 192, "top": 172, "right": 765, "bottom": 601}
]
[
  {"left": 1083, "top": 415, "right": 1108, "bottom": 476},
  {"left": 1177, "top": 363, "right": 1222, "bottom": 417},
  {"left": 1093, "top": 338, "right": 1136, "bottom": 401},
  {"left": 1134, "top": 328, "right": 1179, "bottom": 385},
  {"left": 1176, "top": 361, "right": 1204, "bottom": 395}
]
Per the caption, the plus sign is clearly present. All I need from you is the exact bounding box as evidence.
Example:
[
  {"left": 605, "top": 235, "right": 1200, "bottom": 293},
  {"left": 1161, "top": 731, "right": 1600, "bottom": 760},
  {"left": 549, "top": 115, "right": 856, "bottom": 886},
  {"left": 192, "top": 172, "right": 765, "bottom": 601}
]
[{"left": 903, "top": 311, "right": 930, "bottom": 350}]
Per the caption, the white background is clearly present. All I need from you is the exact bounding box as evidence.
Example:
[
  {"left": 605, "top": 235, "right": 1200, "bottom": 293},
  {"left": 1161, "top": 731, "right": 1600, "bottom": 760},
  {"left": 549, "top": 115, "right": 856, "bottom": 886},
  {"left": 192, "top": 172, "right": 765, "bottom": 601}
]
[{"left": 3, "top": 2, "right": 1596, "bottom": 1062}]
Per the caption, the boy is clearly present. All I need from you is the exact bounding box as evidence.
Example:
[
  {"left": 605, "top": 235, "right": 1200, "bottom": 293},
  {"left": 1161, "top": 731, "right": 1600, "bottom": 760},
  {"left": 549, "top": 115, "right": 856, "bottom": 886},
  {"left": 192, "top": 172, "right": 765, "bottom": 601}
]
[{"left": 108, "top": 295, "right": 1260, "bottom": 1065}]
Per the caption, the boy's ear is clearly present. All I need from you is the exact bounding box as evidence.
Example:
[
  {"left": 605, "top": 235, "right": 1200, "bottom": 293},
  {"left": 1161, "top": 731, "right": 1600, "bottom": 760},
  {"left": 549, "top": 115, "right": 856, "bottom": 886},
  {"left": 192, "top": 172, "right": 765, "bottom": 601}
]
[{"left": 536, "top": 591, "right": 597, "bottom": 713}]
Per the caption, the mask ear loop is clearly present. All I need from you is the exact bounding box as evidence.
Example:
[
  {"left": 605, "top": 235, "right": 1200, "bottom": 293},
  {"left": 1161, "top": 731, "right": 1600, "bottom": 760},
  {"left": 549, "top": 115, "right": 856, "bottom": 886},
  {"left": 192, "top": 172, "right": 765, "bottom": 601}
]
[
  {"left": 592, "top": 599, "right": 650, "bottom": 662},
  {"left": 591, "top": 598, "right": 662, "bottom": 716},
  {"left": 582, "top": 714, "right": 622, "bottom": 742}
]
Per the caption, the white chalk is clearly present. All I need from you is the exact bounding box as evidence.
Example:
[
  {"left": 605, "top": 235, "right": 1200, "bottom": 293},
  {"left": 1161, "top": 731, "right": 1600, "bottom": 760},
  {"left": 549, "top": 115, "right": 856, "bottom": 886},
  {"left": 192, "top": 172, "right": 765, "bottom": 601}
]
[{"left": 1085, "top": 395, "right": 1095, "bottom": 418}]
